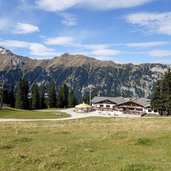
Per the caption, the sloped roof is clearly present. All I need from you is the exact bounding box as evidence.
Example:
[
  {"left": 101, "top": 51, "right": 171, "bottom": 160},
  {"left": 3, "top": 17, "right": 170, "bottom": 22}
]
[
  {"left": 132, "top": 98, "right": 151, "bottom": 107},
  {"left": 75, "top": 102, "right": 92, "bottom": 109},
  {"left": 91, "top": 96, "right": 151, "bottom": 107},
  {"left": 117, "top": 98, "right": 151, "bottom": 107},
  {"left": 91, "top": 96, "right": 126, "bottom": 104}
]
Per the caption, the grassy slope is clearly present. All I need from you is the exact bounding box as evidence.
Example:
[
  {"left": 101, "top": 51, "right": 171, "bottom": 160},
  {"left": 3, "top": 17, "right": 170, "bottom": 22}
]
[
  {"left": 0, "top": 107, "right": 70, "bottom": 119},
  {"left": 0, "top": 118, "right": 171, "bottom": 171}
]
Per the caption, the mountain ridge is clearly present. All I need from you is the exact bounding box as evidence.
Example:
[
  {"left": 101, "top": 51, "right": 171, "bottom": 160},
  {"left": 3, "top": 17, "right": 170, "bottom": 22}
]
[
  {"left": 0, "top": 47, "right": 169, "bottom": 98},
  {"left": 0, "top": 47, "right": 168, "bottom": 67}
]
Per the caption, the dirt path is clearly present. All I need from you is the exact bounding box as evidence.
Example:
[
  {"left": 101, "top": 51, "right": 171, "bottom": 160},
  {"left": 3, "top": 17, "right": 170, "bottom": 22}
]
[{"left": 0, "top": 108, "right": 143, "bottom": 122}]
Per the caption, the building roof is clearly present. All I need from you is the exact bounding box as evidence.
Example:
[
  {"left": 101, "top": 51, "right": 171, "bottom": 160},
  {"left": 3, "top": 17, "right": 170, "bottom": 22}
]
[
  {"left": 91, "top": 96, "right": 151, "bottom": 107},
  {"left": 75, "top": 102, "right": 92, "bottom": 109},
  {"left": 131, "top": 98, "right": 151, "bottom": 108},
  {"left": 91, "top": 96, "right": 126, "bottom": 104}
]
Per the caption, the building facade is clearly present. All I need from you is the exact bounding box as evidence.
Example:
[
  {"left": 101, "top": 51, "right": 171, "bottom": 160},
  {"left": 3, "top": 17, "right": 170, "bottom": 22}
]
[{"left": 91, "top": 96, "right": 154, "bottom": 114}]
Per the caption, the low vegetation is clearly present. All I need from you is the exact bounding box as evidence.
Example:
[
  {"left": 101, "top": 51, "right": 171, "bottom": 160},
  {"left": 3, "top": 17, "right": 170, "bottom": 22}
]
[
  {"left": 0, "top": 118, "right": 171, "bottom": 170},
  {"left": 0, "top": 107, "right": 70, "bottom": 119}
]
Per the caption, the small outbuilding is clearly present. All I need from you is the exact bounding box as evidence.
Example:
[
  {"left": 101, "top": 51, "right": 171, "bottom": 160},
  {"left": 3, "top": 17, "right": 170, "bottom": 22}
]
[{"left": 75, "top": 102, "right": 92, "bottom": 113}]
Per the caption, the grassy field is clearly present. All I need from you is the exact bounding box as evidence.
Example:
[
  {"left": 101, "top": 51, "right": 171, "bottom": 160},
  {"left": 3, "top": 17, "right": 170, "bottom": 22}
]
[
  {"left": 0, "top": 107, "right": 70, "bottom": 119},
  {"left": 0, "top": 118, "right": 171, "bottom": 171}
]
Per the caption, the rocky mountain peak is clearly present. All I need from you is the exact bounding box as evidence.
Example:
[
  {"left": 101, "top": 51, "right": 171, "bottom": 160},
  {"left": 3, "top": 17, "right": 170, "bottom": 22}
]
[
  {"left": 0, "top": 47, "right": 31, "bottom": 69},
  {"left": 50, "top": 53, "right": 98, "bottom": 67},
  {"left": 60, "top": 53, "right": 70, "bottom": 57},
  {"left": 0, "top": 46, "right": 13, "bottom": 55}
]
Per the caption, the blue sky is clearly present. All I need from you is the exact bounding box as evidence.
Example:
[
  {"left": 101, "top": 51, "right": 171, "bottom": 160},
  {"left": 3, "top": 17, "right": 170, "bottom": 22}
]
[{"left": 0, "top": 0, "right": 171, "bottom": 64}]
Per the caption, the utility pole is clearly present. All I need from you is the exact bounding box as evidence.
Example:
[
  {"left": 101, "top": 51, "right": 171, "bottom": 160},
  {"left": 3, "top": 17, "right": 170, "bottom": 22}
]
[
  {"left": 88, "top": 84, "right": 94, "bottom": 105},
  {"left": 0, "top": 80, "right": 3, "bottom": 110},
  {"left": 89, "top": 87, "right": 92, "bottom": 105},
  {"left": 81, "top": 87, "right": 85, "bottom": 101},
  {"left": 81, "top": 85, "right": 94, "bottom": 104}
]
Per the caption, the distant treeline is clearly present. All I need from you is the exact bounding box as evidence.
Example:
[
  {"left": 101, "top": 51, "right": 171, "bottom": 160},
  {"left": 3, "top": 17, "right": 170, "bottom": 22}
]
[{"left": 3, "top": 79, "right": 78, "bottom": 110}]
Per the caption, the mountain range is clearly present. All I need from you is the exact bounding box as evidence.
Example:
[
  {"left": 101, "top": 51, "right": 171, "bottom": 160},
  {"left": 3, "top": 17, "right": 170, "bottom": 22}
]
[{"left": 0, "top": 46, "right": 169, "bottom": 99}]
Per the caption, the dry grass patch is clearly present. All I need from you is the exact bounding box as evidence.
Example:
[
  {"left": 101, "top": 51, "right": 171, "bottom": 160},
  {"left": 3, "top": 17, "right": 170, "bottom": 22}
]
[{"left": 0, "top": 118, "right": 171, "bottom": 170}]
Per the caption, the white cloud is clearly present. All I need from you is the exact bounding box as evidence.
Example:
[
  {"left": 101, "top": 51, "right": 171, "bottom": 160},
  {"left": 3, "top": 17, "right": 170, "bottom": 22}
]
[
  {"left": 45, "top": 36, "right": 76, "bottom": 46},
  {"left": 126, "top": 12, "right": 171, "bottom": 35},
  {"left": 149, "top": 50, "right": 171, "bottom": 57},
  {"left": 28, "top": 43, "right": 56, "bottom": 56},
  {"left": 0, "top": 39, "right": 56, "bottom": 57},
  {"left": 44, "top": 35, "right": 120, "bottom": 59},
  {"left": 14, "top": 22, "right": 40, "bottom": 34},
  {"left": 85, "top": 0, "right": 152, "bottom": 10},
  {"left": 126, "top": 41, "right": 167, "bottom": 48},
  {"left": 91, "top": 49, "right": 120, "bottom": 57},
  {"left": 36, "top": 0, "right": 152, "bottom": 12},
  {"left": 44, "top": 34, "right": 120, "bottom": 58},
  {"left": 74, "top": 43, "right": 120, "bottom": 57},
  {"left": 18, "top": 0, "right": 36, "bottom": 11},
  {"left": 0, "top": 20, "right": 39, "bottom": 34},
  {"left": 0, "top": 40, "right": 28, "bottom": 48},
  {"left": 78, "top": 44, "right": 110, "bottom": 50},
  {"left": 0, "top": 17, "right": 11, "bottom": 32},
  {"left": 59, "top": 13, "right": 78, "bottom": 26},
  {"left": 36, "top": 0, "right": 77, "bottom": 12}
]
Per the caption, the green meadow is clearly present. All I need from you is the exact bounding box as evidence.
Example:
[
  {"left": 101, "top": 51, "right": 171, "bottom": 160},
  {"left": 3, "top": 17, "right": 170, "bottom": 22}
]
[
  {"left": 0, "top": 117, "right": 171, "bottom": 171},
  {"left": 0, "top": 107, "right": 70, "bottom": 119}
]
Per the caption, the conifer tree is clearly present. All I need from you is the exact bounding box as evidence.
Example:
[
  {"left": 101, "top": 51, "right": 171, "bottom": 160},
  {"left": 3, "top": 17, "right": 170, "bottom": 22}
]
[
  {"left": 57, "top": 87, "right": 63, "bottom": 108},
  {"left": 40, "top": 83, "right": 47, "bottom": 109},
  {"left": 151, "top": 81, "right": 161, "bottom": 112},
  {"left": 15, "top": 79, "right": 29, "bottom": 109},
  {"left": 22, "top": 79, "right": 29, "bottom": 109},
  {"left": 15, "top": 79, "right": 22, "bottom": 108},
  {"left": 9, "top": 86, "right": 15, "bottom": 108},
  {"left": 47, "top": 80, "right": 56, "bottom": 108},
  {"left": 63, "top": 84, "right": 69, "bottom": 108},
  {"left": 3, "top": 85, "right": 9, "bottom": 104},
  {"left": 31, "top": 83, "right": 40, "bottom": 109},
  {"left": 151, "top": 69, "right": 171, "bottom": 115},
  {"left": 68, "top": 89, "right": 76, "bottom": 108},
  {"left": 57, "top": 84, "right": 69, "bottom": 108},
  {"left": 163, "top": 69, "right": 171, "bottom": 114}
]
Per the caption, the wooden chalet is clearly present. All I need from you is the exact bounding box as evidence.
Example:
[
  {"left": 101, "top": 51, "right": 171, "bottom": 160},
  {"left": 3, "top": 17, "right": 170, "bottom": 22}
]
[{"left": 91, "top": 96, "right": 151, "bottom": 114}]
